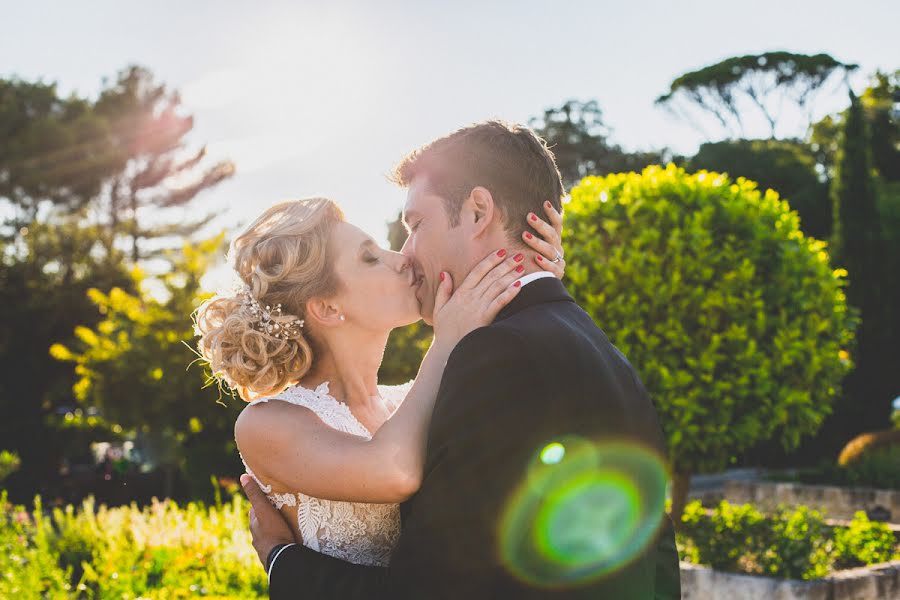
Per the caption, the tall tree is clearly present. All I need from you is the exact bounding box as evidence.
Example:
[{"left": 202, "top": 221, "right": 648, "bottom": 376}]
[
  {"left": 529, "top": 100, "right": 674, "bottom": 189},
  {"left": 689, "top": 139, "right": 832, "bottom": 239},
  {"left": 827, "top": 90, "right": 889, "bottom": 440},
  {"left": 657, "top": 52, "right": 857, "bottom": 139},
  {"left": 0, "top": 79, "right": 115, "bottom": 234},
  {"left": 93, "top": 66, "right": 235, "bottom": 262}
]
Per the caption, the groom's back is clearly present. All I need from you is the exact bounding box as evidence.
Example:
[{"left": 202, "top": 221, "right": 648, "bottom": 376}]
[{"left": 393, "top": 277, "right": 680, "bottom": 599}]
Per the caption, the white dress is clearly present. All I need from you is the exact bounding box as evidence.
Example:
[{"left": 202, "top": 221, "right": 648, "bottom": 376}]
[{"left": 239, "top": 379, "right": 413, "bottom": 567}]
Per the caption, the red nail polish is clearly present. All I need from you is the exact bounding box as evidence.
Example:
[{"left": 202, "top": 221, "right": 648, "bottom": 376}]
[
  {"left": 545, "top": 201, "right": 552, "bottom": 209},
  {"left": 530, "top": 213, "right": 538, "bottom": 221},
  {"left": 524, "top": 232, "right": 533, "bottom": 240},
  {"left": 497, "top": 249, "right": 507, "bottom": 257},
  {"left": 439, "top": 272, "right": 445, "bottom": 282},
  {"left": 537, "top": 255, "right": 543, "bottom": 262},
  {"left": 515, "top": 265, "right": 525, "bottom": 273},
  {"left": 513, "top": 253, "right": 524, "bottom": 262},
  {"left": 513, "top": 280, "right": 521, "bottom": 287}
]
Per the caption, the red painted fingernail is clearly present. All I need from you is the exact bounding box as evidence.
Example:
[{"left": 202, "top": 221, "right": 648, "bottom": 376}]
[
  {"left": 545, "top": 201, "right": 552, "bottom": 209},
  {"left": 497, "top": 249, "right": 507, "bottom": 257},
  {"left": 524, "top": 232, "right": 533, "bottom": 240},
  {"left": 513, "top": 253, "right": 524, "bottom": 262},
  {"left": 515, "top": 265, "right": 525, "bottom": 273},
  {"left": 530, "top": 213, "right": 538, "bottom": 221},
  {"left": 537, "top": 255, "right": 544, "bottom": 262},
  {"left": 513, "top": 280, "right": 521, "bottom": 287},
  {"left": 439, "top": 272, "right": 445, "bottom": 282}
]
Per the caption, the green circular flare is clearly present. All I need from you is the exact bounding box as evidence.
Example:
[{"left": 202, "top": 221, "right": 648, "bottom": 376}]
[{"left": 499, "top": 440, "right": 668, "bottom": 588}]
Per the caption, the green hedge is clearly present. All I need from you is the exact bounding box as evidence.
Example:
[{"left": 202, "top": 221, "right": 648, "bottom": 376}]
[{"left": 677, "top": 500, "right": 900, "bottom": 579}]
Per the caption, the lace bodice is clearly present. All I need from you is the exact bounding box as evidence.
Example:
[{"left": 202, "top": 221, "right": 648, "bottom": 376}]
[{"left": 239, "top": 379, "right": 413, "bottom": 567}]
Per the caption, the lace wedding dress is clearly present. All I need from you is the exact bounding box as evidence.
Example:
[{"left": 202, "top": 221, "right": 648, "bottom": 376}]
[{"left": 239, "top": 379, "right": 414, "bottom": 567}]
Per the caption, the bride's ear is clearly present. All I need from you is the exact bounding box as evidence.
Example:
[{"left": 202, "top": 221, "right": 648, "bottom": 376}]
[{"left": 305, "top": 297, "right": 344, "bottom": 328}]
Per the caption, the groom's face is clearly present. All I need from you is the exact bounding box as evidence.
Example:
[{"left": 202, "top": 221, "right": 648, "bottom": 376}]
[{"left": 400, "top": 176, "right": 467, "bottom": 325}]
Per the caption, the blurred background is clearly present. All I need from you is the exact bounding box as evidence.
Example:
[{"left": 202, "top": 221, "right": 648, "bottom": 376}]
[{"left": 1, "top": 0, "right": 898, "bottom": 597}]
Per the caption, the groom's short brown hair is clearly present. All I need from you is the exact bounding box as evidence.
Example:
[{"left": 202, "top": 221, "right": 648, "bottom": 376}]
[{"left": 391, "top": 120, "right": 565, "bottom": 237}]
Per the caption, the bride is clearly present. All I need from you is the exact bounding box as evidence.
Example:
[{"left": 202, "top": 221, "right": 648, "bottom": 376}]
[{"left": 193, "top": 196, "right": 564, "bottom": 568}]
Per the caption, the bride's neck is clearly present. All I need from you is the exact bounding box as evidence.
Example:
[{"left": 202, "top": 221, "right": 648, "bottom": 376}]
[{"left": 302, "top": 327, "right": 390, "bottom": 408}]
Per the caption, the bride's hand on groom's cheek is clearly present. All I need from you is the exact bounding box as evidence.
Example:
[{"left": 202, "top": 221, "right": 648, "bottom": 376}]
[{"left": 522, "top": 200, "right": 566, "bottom": 279}]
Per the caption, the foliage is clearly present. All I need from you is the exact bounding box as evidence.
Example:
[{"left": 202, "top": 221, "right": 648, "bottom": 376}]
[
  {"left": 810, "top": 70, "right": 900, "bottom": 183},
  {"left": 0, "top": 79, "right": 115, "bottom": 227},
  {"left": 0, "top": 451, "right": 21, "bottom": 483},
  {"left": 564, "top": 165, "right": 856, "bottom": 517},
  {"left": 657, "top": 52, "right": 857, "bottom": 138},
  {"left": 50, "top": 234, "right": 244, "bottom": 500},
  {"left": 832, "top": 511, "right": 899, "bottom": 569},
  {"left": 92, "top": 66, "right": 235, "bottom": 262},
  {"left": 529, "top": 99, "right": 676, "bottom": 189},
  {"left": 0, "top": 489, "right": 266, "bottom": 598},
  {"left": 0, "top": 218, "right": 133, "bottom": 500},
  {"left": 677, "top": 500, "right": 899, "bottom": 580},
  {"left": 689, "top": 139, "right": 831, "bottom": 239}
]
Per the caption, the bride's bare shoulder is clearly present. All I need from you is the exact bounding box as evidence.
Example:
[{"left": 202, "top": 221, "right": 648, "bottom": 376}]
[{"left": 234, "top": 400, "right": 325, "bottom": 459}]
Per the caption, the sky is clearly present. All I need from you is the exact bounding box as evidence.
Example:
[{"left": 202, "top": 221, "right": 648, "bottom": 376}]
[{"left": 3, "top": 0, "right": 898, "bottom": 289}]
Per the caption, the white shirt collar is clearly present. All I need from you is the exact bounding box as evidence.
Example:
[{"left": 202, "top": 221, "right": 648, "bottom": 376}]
[{"left": 515, "top": 270, "right": 556, "bottom": 288}]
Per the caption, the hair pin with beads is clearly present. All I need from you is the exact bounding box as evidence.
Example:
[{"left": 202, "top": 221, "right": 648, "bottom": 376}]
[{"left": 233, "top": 283, "right": 304, "bottom": 340}]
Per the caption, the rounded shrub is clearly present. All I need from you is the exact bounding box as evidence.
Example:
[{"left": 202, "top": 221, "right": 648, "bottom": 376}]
[{"left": 564, "top": 165, "right": 857, "bottom": 516}]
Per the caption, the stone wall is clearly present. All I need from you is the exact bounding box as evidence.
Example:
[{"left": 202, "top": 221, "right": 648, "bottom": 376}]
[
  {"left": 723, "top": 480, "right": 900, "bottom": 522},
  {"left": 680, "top": 560, "right": 900, "bottom": 599}
]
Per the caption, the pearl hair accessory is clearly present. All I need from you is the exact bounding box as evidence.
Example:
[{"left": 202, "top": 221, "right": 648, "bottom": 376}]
[{"left": 234, "top": 283, "right": 304, "bottom": 340}]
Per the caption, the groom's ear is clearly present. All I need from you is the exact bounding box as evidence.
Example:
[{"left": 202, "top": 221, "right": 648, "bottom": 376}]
[
  {"left": 304, "top": 297, "right": 343, "bottom": 328},
  {"left": 465, "top": 186, "right": 497, "bottom": 237}
]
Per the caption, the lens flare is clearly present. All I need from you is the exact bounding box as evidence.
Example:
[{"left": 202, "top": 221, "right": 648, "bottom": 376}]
[
  {"left": 499, "top": 438, "right": 668, "bottom": 588},
  {"left": 540, "top": 443, "right": 566, "bottom": 465}
]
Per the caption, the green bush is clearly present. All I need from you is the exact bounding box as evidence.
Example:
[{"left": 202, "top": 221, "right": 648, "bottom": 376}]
[
  {"left": 564, "top": 165, "right": 856, "bottom": 517},
  {"left": 0, "top": 490, "right": 266, "bottom": 598},
  {"left": 677, "top": 500, "right": 900, "bottom": 580},
  {"left": 833, "top": 511, "right": 900, "bottom": 569}
]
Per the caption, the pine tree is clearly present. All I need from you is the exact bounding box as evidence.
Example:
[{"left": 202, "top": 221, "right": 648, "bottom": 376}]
[{"left": 94, "top": 66, "right": 235, "bottom": 263}]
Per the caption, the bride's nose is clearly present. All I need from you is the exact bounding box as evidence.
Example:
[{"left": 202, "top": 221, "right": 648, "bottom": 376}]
[{"left": 387, "top": 251, "right": 413, "bottom": 274}]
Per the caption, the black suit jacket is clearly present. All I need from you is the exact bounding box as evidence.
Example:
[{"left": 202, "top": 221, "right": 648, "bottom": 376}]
[{"left": 268, "top": 278, "right": 681, "bottom": 599}]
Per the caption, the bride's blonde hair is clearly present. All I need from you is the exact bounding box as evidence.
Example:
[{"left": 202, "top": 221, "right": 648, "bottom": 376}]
[{"left": 194, "top": 198, "right": 345, "bottom": 401}]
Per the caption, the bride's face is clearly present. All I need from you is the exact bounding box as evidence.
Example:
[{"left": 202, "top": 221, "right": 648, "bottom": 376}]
[{"left": 326, "top": 221, "right": 422, "bottom": 331}]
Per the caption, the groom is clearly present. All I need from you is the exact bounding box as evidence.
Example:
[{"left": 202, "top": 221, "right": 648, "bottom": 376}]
[{"left": 242, "top": 121, "right": 681, "bottom": 599}]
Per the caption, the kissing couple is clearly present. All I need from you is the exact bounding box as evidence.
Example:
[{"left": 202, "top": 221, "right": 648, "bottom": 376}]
[{"left": 195, "top": 120, "right": 681, "bottom": 599}]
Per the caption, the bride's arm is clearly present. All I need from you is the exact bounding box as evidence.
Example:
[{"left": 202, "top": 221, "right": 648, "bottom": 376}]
[
  {"left": 235, "top": 338, "right": 456, "bottom": 504},
  {"left": 235, "top": 250, "right": 523, "bottom": 504}
]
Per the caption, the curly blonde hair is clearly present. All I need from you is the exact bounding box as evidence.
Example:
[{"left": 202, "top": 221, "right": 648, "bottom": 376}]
[{"left": 194, "top": 198, "right": 345, "bottom": 401}]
